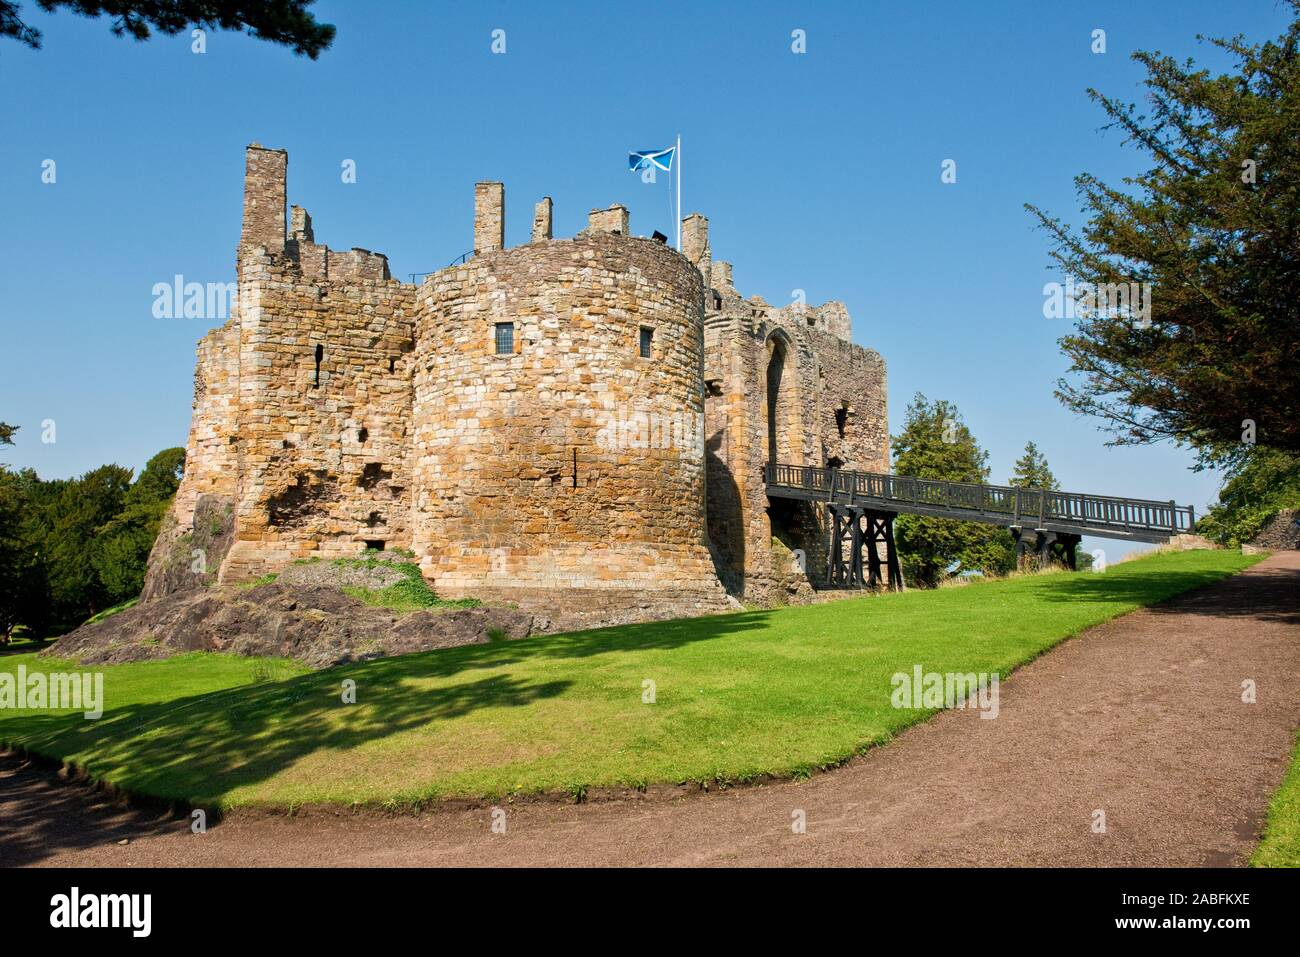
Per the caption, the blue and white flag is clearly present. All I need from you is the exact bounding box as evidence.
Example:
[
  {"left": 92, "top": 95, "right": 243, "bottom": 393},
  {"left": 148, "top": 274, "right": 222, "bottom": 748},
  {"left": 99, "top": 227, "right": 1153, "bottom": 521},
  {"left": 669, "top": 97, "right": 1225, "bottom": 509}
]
[{"left": 628, "top": 147, "right": 675, "bottom": 173}]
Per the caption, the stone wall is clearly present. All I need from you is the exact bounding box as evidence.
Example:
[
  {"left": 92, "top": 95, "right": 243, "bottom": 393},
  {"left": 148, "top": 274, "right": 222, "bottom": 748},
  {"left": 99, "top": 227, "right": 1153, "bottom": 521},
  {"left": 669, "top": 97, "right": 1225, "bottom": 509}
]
[
  {"left": 475, "top": 182, "right": 504, "bottom": 253},
  {"left": 169, "top": 320, "right": 240, "bottom": 529},
  {"left": 218, "top": 253, "right": 417, "bottom": 581},
  {"left": 699, "top": 218, "right": 888, "bottom": 602},
  {"left": 1250, "top": 509, "right": 1300, "bottom": 550},
  {"left": 409, "top": 232, "right": 723, "bottom": 597},
  {"left": 152, "top": 144, "right": 420, "bottom": 586},
  {"left": 148, "top": 144, "right": 889, "bottom": 620}
]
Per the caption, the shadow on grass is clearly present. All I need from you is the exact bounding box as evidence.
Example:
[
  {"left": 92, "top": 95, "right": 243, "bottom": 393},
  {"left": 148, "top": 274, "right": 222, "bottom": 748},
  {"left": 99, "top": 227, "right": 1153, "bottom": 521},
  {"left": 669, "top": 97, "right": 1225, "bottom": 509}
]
[
  {"left": 0, "top": 666, "right": 577, "bottom": 866},
  {"left": 0, "top": 611, "right": 782, "bottom": 857},
  {"left": 0, "top": 611, "right": 782, "bottom": 864},
  {"left": 1, "top": 553, "right": 1278, "bottom": 865},
  {"left": 0, "top": 638, "right": 52, "bottom": 658},
  {"left": 1028, "top": 558, "right": 1298, "bottom": 625}
]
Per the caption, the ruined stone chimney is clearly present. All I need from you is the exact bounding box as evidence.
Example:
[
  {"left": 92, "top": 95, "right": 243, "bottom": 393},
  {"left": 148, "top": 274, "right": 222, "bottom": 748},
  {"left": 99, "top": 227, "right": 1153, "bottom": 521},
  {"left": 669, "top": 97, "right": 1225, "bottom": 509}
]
[
  {"left": 289, "top": 204, "right": 314, "bottom": 243},
  {"left": 474, "top": 182, "right": 505, "bottom": 254},
  {"left": 532, "top": 197, "right": 553, "bottom": 241},
  {"left": 681, "top": 212, "right": 711, "bottom": 287},
  {"left": 240, "top": 144, "right": 287, "bottom": 256},
  {"left": 682, "top": 213, "right": 709, "bottom": 264},
  {"left": 588, "top": 204, "right": 629, "bottom": 235}
]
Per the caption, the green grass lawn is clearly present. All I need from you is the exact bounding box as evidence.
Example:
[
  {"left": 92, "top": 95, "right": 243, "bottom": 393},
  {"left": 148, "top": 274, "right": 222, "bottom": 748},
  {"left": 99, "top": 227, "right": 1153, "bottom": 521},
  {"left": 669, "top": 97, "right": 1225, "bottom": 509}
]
[
  {"left": 0, "top": 549, "right": 1262, "bottom": 809},
  {"left": 1253, "top": 729, "right": 1300, "bottom": 867}
]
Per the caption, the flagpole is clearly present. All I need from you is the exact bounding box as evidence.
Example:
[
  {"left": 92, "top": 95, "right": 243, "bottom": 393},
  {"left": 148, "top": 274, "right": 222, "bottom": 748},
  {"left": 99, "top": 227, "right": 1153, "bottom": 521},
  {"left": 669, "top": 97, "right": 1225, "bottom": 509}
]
[{"left": 675, "top": 133, "right": 682, "bottom": 251}]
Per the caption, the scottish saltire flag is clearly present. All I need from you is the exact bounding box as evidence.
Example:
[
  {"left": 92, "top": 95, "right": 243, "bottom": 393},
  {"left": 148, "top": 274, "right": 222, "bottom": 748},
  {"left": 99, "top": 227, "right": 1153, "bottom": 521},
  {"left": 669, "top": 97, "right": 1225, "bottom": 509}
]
[{"left": 628, "top": 147, "right": 675, "bottom": 173}]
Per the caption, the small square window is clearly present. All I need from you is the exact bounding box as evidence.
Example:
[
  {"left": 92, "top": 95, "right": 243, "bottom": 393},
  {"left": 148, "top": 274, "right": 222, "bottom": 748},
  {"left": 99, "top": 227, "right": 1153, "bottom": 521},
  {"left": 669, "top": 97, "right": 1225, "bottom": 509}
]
[
  {"left": 494, "top": 322, "right": 514, "bottom": 355},
  {"left": 639, "top": 327, "right": 654, "bottom": 359}
]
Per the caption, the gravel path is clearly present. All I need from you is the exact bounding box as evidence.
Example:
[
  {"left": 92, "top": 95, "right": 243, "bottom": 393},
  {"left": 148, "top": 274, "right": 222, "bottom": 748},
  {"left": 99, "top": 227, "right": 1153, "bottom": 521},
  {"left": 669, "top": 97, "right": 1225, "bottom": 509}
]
[{"left": 4, "top": 551, "right": 1298, "bottom": 867}]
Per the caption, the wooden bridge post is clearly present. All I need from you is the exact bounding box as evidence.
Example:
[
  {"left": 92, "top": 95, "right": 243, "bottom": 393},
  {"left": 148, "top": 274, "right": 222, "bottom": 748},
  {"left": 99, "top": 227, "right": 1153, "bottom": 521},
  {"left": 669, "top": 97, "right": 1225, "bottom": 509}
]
[
  {"left": 861, "top": 509, "right": 904, "bottom": 592},
  {"left": 1062, "top": 533, "right": 1080, "bottom": 570},
  {"left": 849, "top": 508, "right": 865, "bottom": 585},
  {"left": 884, "top": 512, "right": 904, "bottom": 591},
  {"left": 1035, "top": 530, "right": 1055, "bottom": 566},
  {"left": 864, "top": 512, "right": 883, "bottom": 588},
  {"left": 826, "top": 505, "right": 851, "bottom": 586}
]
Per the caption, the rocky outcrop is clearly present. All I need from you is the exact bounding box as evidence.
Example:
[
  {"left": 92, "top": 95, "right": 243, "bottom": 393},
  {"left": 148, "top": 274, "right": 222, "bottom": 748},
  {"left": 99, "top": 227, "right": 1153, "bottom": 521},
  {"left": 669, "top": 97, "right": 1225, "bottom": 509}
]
[
  {"left": 140, "top": 493, "right": 235, "bottom": 602},
  {"left": 45, "top": 582, "right": 533, "bottom": 670}
]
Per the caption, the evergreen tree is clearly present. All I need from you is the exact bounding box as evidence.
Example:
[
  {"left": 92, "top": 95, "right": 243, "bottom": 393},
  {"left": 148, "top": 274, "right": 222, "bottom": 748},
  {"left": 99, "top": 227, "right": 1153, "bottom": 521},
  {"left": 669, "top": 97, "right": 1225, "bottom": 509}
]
[
  {"left": 1198, "top": 447, "right": 1300, "bottom": 546},
  {"left": 3, "top": 448, "right": 185, "bottom": 636},
  {"left": 1, "top": 0, "right": 335, "bottom": 57},
  {"left": 91, "top": 448, "right": 185, "bottom": 604},
  {"left": 42, "top": 464, "right": 133, "bottom": 627},
  {"left": 0, "top": 467, "right": 51, "bottom": 643},
  {"left": 1027, "top": 6, "right": 1300, "bottom": 461},
  {"left": 1009, "top": 441, "right": 1059, "bottom": 490},
  {"left": 891, "top": 394, "right": 1016, "bottom": 586}
]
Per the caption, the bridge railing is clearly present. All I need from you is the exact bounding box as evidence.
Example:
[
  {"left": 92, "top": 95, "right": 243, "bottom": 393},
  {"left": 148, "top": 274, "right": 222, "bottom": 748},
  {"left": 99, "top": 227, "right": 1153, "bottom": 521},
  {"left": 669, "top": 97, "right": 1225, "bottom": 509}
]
[{"left": 765, "top": 463, "right": 1196, "bottom": 538}]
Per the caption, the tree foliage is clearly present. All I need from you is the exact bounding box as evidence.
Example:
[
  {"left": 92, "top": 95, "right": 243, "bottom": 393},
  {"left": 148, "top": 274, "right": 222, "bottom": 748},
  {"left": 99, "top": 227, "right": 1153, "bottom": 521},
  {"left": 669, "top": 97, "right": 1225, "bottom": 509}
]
[
  {"left": 1009, "top": 441, "right": 1059, "bottom": 490},
  {"left": 1, "top": 0, "right": 335, "bottom": 57},
  {"left": 1197, "top": 446, "right": 1300, "bottom": 546},
  {"left": 0, "top": 467, "right": 51, "bottom": 641},
  {"left": 891, "top": 394, "right": 1016, "bottom": 587},
  {"left": 0, "top": 446, "right": 184, "bottom": 642},
  {"left": 1026, "top": 6, "right": 1300, "bottom": 462},
  {"left": 90, "top": 448, "right": 184, "bottom": 603}
]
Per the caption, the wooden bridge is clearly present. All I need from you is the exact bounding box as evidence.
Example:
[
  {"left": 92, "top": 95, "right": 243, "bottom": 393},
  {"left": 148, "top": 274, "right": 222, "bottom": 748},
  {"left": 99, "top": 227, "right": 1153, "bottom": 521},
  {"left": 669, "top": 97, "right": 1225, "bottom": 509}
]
[{"left": 764, "top": 462, "right": 1197, "bottom": 590}]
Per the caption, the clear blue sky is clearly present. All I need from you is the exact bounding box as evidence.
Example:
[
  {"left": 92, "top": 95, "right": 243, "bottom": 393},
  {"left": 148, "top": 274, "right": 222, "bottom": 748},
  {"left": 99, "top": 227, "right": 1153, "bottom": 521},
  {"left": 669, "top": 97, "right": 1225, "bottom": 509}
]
[{"left": 1, "top": 0, "right": 1289, "bottom": 559}]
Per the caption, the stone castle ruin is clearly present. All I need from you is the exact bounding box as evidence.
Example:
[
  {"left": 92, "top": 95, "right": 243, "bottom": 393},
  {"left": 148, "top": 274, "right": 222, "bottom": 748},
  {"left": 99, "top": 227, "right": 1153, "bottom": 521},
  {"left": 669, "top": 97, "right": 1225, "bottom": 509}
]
[{"left": 144, "top": 144, "right": 888, "bottom": 622}]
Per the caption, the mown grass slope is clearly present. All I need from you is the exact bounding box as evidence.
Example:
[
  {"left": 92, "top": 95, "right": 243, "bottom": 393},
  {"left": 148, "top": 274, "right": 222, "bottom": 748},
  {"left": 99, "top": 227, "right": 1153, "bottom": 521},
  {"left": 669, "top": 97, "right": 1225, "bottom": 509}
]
[{"left": 0, "top": 549, "right": 1260, "bottom": 809}]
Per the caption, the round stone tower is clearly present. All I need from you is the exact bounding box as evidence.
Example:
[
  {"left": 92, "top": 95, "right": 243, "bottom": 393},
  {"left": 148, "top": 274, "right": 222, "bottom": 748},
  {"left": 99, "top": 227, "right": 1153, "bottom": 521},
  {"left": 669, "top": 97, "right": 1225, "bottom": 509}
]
[{"left": 410, "top": 231, "right": 721, "bottom": 598}]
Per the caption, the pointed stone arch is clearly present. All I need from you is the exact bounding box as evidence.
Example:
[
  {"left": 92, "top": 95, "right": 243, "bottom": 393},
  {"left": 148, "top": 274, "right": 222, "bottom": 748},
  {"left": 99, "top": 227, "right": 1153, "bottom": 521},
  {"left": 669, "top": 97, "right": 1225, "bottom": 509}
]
[{"left": 764, "top": 328, "right": 803, "bottom": 468}]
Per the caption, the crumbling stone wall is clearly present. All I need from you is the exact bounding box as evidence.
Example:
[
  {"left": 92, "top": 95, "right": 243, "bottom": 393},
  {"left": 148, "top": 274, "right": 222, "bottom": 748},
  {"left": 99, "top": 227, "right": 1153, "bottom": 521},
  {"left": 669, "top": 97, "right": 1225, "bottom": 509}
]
[
  {"left": 170, "top": 320, "right": 240, "bottom": 527},
  {"left": 1250, "top": 509, "right": 1300, "bottom": 550},
  {"left": 149, "top": 145, "right": 418, "bottom": 588},
  {"left": 220, "top": 254, "right": 417, "bottom": 581},
  {"left": 148, "top": 143, "right": 889, "bottom": 618},
  {"left": 701, "top": 230, "right": 888, "bottom": 602},
  {"left": 410, "top": 232, "right": 721, "bottom": 597}
]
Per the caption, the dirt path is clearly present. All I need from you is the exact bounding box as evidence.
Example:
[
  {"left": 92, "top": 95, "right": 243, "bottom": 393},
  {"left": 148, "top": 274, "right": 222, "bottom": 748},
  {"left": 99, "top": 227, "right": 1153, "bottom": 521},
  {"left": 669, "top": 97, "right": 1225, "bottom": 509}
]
[{"left": 4, "top": 551, "right": 1298, "bottom": 868}]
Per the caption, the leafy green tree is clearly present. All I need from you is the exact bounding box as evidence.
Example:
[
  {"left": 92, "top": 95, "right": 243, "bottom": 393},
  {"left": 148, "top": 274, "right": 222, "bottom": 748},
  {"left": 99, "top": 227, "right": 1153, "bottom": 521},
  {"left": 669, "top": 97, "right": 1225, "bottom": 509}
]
[
  {"left": 91, "top": 447, "right": 185, "bottom": 604},
  {"left": 0, "top": 447, "right": 186, "bottom": 638},
  {"left": 1, "top": 0, "right": 335, "bottom": 57},
  {"left": 891, "top": 394, "right": 1016, "bottom": 586},
  {"left": 1198, "top": 447, "right": 1300, "bottom": 546},
  {"left": 0, "top": 422, "right": 15, "bottom": 446},
  {"left": 1009, "top": 441, "right": 1059, "bottom": 490},
  {"left": 1026, "top": 6, "right": 1300, "bottom": 462},
  {"left": 0, "top": 467, "right": 53, "bottom": 644},
  {"left": 127, "top": 446, "right": 185, "bottom": 503},
  {"left": 39, "top": 464, "right": 133, "bottom": 629}
]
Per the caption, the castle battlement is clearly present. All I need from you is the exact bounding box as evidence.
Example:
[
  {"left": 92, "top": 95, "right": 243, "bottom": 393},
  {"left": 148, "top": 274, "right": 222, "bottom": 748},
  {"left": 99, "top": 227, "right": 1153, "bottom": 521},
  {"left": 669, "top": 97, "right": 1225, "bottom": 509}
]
[{"left": 145, "top": 144, "right": 888, "bottom": 617}]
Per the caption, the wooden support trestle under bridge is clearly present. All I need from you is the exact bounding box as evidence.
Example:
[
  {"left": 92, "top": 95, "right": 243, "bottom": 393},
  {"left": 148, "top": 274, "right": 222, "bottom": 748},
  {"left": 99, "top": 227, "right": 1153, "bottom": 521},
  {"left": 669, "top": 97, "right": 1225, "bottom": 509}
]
[{"left": 765, "top": 462, "right": 1197, "bottom": 592}]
